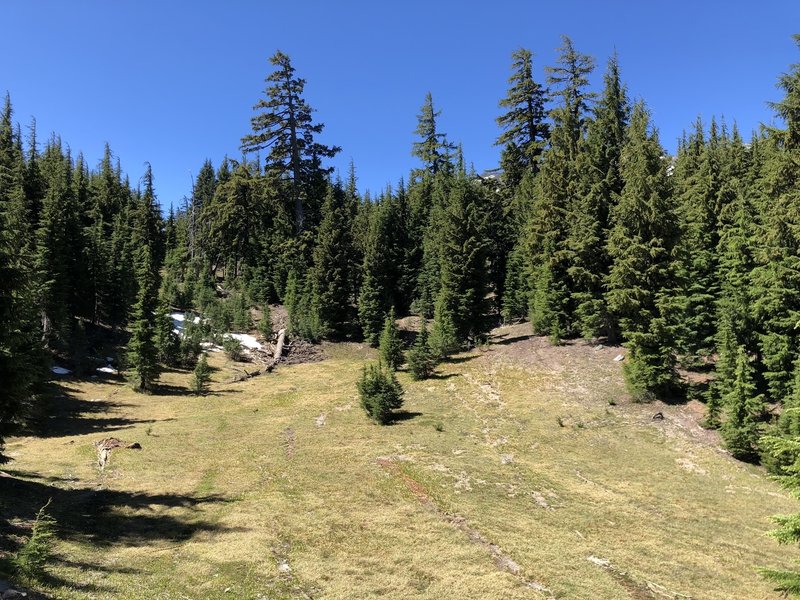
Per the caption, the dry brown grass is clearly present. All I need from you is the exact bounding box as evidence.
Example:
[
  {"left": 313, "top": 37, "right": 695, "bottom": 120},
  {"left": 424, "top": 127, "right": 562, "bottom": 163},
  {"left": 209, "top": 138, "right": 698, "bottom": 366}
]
[{"left": 2, "top": 324, "right": 797, "bottom": 599}]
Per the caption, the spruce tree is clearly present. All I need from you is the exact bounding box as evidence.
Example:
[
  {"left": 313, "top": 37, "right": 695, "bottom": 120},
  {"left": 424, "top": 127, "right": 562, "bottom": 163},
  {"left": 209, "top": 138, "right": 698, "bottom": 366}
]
[{"left": 379, "top": 307, "right": 404, "bottom": 370}]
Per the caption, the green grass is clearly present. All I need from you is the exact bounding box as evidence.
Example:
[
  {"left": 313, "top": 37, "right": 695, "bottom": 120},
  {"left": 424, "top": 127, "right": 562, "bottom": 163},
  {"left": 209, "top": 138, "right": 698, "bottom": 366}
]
[{"left": 2, "top": 324, "right": 798, "bottom": 598}]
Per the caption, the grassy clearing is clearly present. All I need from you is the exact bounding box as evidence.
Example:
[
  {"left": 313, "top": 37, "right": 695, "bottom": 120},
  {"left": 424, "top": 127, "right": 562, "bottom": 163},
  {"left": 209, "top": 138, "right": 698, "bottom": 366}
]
[{"left": 2, "top": 324, "right": 797, "bottom": 598}]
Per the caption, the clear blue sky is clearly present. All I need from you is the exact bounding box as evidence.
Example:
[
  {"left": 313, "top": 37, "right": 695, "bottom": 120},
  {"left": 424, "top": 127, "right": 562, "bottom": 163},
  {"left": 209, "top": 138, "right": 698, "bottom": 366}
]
[{"left": 2, "top": 1, "right": 799, "bottom": 210}]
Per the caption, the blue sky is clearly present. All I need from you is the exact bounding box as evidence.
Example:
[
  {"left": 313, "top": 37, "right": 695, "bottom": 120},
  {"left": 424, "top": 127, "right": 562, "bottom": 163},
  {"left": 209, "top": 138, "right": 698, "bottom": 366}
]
[{"left": 2, "top": 1, "right": 799, "bottom": 210}]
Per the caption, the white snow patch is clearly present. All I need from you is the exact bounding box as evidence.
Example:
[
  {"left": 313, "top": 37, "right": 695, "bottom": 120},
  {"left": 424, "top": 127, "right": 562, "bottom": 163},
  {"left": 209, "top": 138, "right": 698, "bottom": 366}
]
[
  {"left": 51, "top": 366, "right": 72, "bottom": 375},
  {"left": 226, "top": 333, "right": 262, "bottom": 350},
  {"left": 170, "top": 312, "right": 201, "bottom": 335},
  {"left": 96, "top": 366, "right": 118, "bottom": 375},
  {"left": 201, "top": 342, "right": 223, "bottom": 353}
]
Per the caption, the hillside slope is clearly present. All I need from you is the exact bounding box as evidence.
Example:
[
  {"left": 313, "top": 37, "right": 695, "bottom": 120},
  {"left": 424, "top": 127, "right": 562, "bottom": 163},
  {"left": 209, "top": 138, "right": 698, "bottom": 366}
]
[{"left": 2, "top": 323, "right": 796, "bottom": 599}]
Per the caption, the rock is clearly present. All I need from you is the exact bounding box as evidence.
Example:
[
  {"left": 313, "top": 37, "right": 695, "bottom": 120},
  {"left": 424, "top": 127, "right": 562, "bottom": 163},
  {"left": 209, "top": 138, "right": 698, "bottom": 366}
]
[
  {"left": 613, "top": 354, "right": 625, "bottom": 362},
  {"left": 652, "top": 412, "right": 664, "bottom": 421},
  {"left": 587, "top": 555, "right": 612, "bottom": 568},
  {"left": 2, "top": 589, "right": 27, "bottom": 599}
]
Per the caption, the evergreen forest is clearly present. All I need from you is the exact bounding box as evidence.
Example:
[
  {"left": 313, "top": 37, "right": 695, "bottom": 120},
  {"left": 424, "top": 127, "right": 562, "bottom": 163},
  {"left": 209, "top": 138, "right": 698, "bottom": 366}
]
[{"left": 5, "top": 35, "right": 800, "bottom": 595}]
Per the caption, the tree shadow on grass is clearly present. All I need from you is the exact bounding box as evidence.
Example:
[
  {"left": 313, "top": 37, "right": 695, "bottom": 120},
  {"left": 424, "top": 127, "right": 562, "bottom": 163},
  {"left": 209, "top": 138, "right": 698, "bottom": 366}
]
[
  {"left": 0, "top": 472, "right": 243, "bottom": 551},
  {"left": 155, "top": 383, "right": 230, "bottom": 398},
  {"left": 428, "top": 372, "right": 459, "bottom": 380},
  {"left": 0, "top": 472, "right": 243, "bottom": 597},
  {"left": 389, "top": 411, "right": 423, "bottom": 425},
  {"left": 491, "top": 333, "right": 534, "bottom": 346},
  {"left": 442, "top": 355, "right": 480, "bottom": 365},
  {"left": 30, "top": 386, "right": 164, "bottom": 439}
]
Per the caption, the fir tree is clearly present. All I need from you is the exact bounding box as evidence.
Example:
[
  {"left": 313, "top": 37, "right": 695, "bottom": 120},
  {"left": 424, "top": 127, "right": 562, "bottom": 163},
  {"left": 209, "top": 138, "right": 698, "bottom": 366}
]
[
  {"left": 568, "top": 53, "right": 629, "bottom": 339},
  {"left": 430, "top": 175, "right": 492, "bottom": 354},
  {"left": 721, "top": 345, "right": 764, "bottom": 461},
  {"left": 311, "top": 184, "right": 354, "bottom": 338},
  {"left": 0, "top": 95, "right": 47, "bottom": 461},
  {"left": 241, "top": 50, "right": 340, "bottom": 231},
  {"left": 606, "top": 102, "right": 679, "bottom": 400},
  {"left": 412, "top": 93, "right": 454, "bottom": 178},
  {"left": 191, "top": 352, "right": 211, "bottom": 396},
  {"left": 127, "top": 244, "right": 160, "bottom": 392},
  {"left": 496, "top": 48, "right": 550, "bottom": 186},
  {"left": 358, "top": 361, "right": 404, "bottom": 425},
  {"left": 358, "top": 197, "right": 399, "bottom": 345},
  {"left": 526, "top": 36, "right": 595, "bottom": 340},
  {"left": 379, "top": 307, "right": 404, "bottom": 370},
  {"left": 407, "top": 317, "right": 436, "bottom": 380},
  {"left": 259, "top": 303, "right": 273, "bottom": 340}
]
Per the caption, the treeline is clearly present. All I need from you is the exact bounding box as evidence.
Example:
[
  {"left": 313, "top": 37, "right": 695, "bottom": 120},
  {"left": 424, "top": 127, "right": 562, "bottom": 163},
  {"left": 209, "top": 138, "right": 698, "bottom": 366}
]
[{"left": 4, "top": 37, "right": 800, "bottom": 477}]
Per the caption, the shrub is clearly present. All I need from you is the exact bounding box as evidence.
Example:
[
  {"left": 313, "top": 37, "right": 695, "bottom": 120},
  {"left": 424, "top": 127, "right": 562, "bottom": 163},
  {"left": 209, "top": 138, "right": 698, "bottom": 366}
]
[
  {"left": 379, "top": 307, "right": 404, "bottom": 370},
  {"left": 222, "top": 336, "right": 246, "bottom": 362},
  {"left": 13, "top": 499, "right": 56, "bottom": 579},
  {"left": 358, "top": 362, "right": 404, "bottom": 425},
  {"left": 191, "top": 353, "right": 211, "bottom": 395},
  {"left": 407, "top": 317, "right": 436, "bottom": 380},
  {"left": 259, "top": 304, "right": 273, "bottom": 341},
  {"left": 177, "top": 317, "right": 203, "bottom": 368}
]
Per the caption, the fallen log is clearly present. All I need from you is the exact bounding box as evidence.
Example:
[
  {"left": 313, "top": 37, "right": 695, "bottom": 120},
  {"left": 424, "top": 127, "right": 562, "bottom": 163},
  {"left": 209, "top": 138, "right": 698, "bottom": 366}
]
[{"left": 265, "top": 328, "right": 286, "bottom": 372}]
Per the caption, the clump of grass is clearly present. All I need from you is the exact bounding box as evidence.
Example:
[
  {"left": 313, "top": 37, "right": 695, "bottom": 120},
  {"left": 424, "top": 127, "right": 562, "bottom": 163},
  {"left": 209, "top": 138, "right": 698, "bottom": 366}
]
[
  {"left": 434, "top": 421, "right": 444, "bottom": 432},
  {"left": 607, "top": 398, "right": 617, "bottom": 406},
  {"left": 13, "top": 499, "right": 56, "bottom": 579},
  {"left": 556, "top": 415, "right": 565, "bottom": 427}
]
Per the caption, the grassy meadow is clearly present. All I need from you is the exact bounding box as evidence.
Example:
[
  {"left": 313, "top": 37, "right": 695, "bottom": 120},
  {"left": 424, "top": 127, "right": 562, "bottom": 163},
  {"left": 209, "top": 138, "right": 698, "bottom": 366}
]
[{"left": 2, "top": 324, "right": 797, "bottom": 599}]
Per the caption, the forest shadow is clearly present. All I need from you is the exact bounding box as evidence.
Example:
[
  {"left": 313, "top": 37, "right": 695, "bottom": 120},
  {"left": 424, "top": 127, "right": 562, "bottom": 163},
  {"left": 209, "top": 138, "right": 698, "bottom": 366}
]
[
  {"left": 428, "top": 372, "right": 459, "bottom": 380},
  {"left": 443, "top": 354, "right": 480, "bottom": 365},
  {"left": 492, "top": 333, "right": 534, "bottom": 346},
  {"left": 31, "top": 387, "right": 162, "bottom": 439},
  {"left": 155, "top": 383, "right": 229, "bottom": 398},
  {"left": 0, "top": 472, "right": 242, "bottom": 551},
  {"left": 0, "top": 471, "right": 242, "bottom": 597}
]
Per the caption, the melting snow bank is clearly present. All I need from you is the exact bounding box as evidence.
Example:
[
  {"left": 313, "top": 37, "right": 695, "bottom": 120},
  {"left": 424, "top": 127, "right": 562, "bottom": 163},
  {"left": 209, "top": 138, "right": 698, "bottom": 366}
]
[
  {"left": 225, "top": 333, "right": 263, "bottom": 350},
  {"left": 97, "top": 366, "right": 119, "bottom": 375},
  {"left": 51, "top": 366, "right": 72, "bottom": 375},
  {"left": 170, "top": 311, "right": 201, "bottom": 335}
]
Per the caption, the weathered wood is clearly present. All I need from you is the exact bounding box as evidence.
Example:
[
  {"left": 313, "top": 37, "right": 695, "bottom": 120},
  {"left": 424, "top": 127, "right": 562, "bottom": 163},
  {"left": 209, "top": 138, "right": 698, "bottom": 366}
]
[{"left": 266, "top": 329, "right": 287, "bottom": 372}]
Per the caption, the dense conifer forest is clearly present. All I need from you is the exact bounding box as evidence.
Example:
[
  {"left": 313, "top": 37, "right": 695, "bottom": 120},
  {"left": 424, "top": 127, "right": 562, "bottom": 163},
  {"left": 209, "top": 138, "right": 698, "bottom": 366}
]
[{"left": 5, "top": 35, "right": 800, "bottom": 593}]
